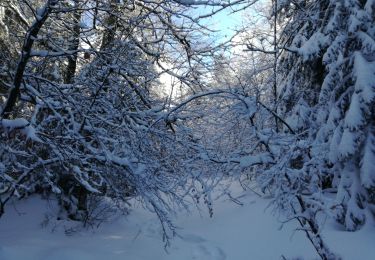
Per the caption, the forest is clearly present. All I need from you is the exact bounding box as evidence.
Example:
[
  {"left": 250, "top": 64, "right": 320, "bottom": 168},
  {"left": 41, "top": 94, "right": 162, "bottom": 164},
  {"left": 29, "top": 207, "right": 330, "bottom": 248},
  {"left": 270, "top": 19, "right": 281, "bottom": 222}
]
[{"left": 0, "top": 0, "right": 374, "bottom": 259}]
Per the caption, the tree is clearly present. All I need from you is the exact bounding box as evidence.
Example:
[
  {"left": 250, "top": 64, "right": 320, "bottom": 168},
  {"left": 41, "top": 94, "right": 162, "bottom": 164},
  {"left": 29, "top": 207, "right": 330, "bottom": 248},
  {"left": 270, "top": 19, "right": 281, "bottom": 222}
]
[
  {"left": 252, "top": 0, "right": 375, "bottom": 258},
  {"left": 0, "top": 0, "right": 250, "bottom": 240},
  {"left": 275, "top": 0, "right": 375, "bottom": 231}
]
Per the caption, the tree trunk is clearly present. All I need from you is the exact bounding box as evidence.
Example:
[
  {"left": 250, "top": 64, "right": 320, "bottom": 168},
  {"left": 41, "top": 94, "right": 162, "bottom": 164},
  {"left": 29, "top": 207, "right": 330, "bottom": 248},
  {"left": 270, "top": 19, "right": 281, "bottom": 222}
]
[
  {"left": 1, "top": 1, "right": 51, "bottom": 118},
  {"left": 100, "top": 0, "right": 118, "bottom": 51},
  {"left": 64, "top": 0, "right": 81, "bottom": 84}
]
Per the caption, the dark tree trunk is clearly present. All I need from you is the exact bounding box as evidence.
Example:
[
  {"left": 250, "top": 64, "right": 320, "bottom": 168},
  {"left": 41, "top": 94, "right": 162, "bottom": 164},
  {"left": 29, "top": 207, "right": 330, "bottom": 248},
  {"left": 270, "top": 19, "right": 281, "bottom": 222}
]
[
  {"left": 64, "top": 0, "right": 81, "bottom": 84},
  {"left": 1, "top": 1, "right": 51, "bottom": 118}
]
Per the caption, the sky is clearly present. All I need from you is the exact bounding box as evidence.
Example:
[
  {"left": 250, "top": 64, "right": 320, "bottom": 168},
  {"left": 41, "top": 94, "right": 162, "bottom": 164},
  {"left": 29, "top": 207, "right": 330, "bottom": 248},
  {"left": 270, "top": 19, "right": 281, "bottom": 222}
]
[
  {"left": 159, "top": 5, "right": 249, "bottom": 98},
  {"left": 212, "top": 9, "right": 244, "bottom": 39},
  {"left": 194, "top": 5, "right": 246, "bottom": 41}
]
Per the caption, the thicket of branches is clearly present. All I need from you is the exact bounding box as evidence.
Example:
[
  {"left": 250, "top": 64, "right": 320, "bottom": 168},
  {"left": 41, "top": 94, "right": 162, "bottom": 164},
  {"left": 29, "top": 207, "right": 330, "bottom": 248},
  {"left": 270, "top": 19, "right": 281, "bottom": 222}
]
[{"left": 0, "top": 0, "right": 253, "bottom": 240}]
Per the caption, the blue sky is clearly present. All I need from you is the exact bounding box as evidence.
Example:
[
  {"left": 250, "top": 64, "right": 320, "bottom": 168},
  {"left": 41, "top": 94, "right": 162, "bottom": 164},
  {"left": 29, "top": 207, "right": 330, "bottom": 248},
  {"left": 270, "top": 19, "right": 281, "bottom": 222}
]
[
  {"left": 213, "top": 8, "right": 244, "bottom": 38},
  {"left": 194, "top": 6, "right": 245, "bottom": 41}
]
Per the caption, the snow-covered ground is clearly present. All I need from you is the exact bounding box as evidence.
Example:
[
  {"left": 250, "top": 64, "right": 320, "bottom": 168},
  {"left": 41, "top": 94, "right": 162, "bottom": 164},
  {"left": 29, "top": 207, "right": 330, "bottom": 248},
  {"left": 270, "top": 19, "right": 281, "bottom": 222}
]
[{"left": 0, "top": 184, "right": 374, "bottom": 260}]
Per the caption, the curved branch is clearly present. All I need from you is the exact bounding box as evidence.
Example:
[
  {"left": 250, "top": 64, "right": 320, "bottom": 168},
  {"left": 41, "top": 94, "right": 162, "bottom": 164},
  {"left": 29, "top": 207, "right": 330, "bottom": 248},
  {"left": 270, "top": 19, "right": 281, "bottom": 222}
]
[{"left": 157, "top": 89, "right": 295, "bottom": 134}]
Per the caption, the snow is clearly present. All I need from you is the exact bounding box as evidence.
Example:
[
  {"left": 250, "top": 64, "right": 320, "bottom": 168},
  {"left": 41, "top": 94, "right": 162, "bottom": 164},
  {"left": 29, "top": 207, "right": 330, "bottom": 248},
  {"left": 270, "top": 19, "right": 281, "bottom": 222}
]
[
  {"left": 365, "top": 0, "right": 375, "bottom": 12},
  {"left": 298, "top": 32, "right": 330, "bottom": 61},
  {"left": 1, "top": 118, "right": 29, "bottom": 128},
  {"left": 36, "top": 7, "right": 46, "bottom": 17},
  {"left": 1, "top": 118, "right": 41, "bottom": 142},
  {"left": 72, "top": 168, "right": 100, "bottom": 193},
  {"left": 348, "top": 14, "right": 361, "bottom": 33},
  {"left": 338, "top": 129, "right": 359, "bottom": 158},
  {"left": 285, "top": 99, "right": 310, "bottom": 131},
  {"left": 239, "top": 153, "right": 273, "bottom": 168},
  {"left": 0, "top": 183, "right": 374, "bottom": 260},
  {"left": 344, "top": 92, "right": 363, "bottom": 129},
  {"left": 353, "top": 52, "right": 375, "bottom": 104},
  {"left": 329, "top": 125, "right": 342, "bottom": 163},
  {"left": 79, "top": 22, "right": 89, "bottom": 29},
  {"left": 30, "top": 50, "right": 50, "bottom": 57},
  {"left": 360, "top": 132, "right": 375, "bottom": 188}
]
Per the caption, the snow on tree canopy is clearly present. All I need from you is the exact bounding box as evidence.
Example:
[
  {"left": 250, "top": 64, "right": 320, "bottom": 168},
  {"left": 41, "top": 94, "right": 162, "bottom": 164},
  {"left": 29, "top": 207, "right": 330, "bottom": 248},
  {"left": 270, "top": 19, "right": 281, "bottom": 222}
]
[
  {"left": 344, "top": 93, "right": 363, "bottom": 130},
  {"left": 1, "top": 118, "right": 41, "bottom": 142},
  {"left": 360, "top": 129, "right": 375, "bottom": 189},
  {"left": 274, "top": 0, "right": 375, "bottom": 233},
  {"left": 239, "top": 153, "right": 273, "bottom": 169},
  {"left": 353, "top": 52, "right": 375, "bottom": 104},
  {"left": 298, "top": 32, "right": 330, "bottom": 61}
]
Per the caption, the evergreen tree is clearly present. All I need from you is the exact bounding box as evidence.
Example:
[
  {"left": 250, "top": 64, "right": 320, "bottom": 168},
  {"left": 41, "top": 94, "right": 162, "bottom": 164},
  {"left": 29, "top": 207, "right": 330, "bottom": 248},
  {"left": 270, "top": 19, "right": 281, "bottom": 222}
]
[{"left": 274, "top": 0, "right": 375, "bottom": 232}]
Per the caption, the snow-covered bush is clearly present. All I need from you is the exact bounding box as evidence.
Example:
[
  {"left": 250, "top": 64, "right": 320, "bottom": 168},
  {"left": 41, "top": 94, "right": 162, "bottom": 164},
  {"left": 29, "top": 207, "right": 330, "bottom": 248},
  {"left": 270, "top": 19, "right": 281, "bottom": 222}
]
[{"left": 0, "top": 0, "right": 245, "bottom": 241}]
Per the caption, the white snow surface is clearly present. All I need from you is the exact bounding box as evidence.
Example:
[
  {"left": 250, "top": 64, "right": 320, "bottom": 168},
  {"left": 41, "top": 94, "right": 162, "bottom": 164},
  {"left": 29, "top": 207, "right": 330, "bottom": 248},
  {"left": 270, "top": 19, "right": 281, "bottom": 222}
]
[{"left": 0, "top": 183, "right": 374, "bottom": 260}]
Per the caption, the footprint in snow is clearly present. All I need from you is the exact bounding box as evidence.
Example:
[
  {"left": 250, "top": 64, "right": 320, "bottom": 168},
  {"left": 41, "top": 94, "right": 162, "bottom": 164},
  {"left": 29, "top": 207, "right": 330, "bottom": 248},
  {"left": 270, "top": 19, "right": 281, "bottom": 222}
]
[
  {"left": 142, "top": 222, "right": 162, "bottom": 237},
  {"left": 181, "top": 234, "right": 206, "bottom": 243},
  {"left": 192, "top": 244, "right": 226, "bottom": 260}
]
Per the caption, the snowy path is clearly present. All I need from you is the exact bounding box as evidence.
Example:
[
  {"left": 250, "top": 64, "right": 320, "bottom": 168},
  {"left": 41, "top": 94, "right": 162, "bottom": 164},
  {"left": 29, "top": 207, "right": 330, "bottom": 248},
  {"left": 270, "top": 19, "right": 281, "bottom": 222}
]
[{"left": 0, "top": 186, "right": 374, "bottom": 260}]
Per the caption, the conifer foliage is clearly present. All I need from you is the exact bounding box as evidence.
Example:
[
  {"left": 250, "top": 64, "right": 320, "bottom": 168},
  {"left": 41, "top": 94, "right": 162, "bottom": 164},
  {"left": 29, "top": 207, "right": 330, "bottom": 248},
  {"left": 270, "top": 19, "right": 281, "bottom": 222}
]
[
  {"left": 237, "top": 0, "right": 375, "bottom": 258},
  {"left": 273, "top": 0, "right": 375, "bottom": 232}
]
